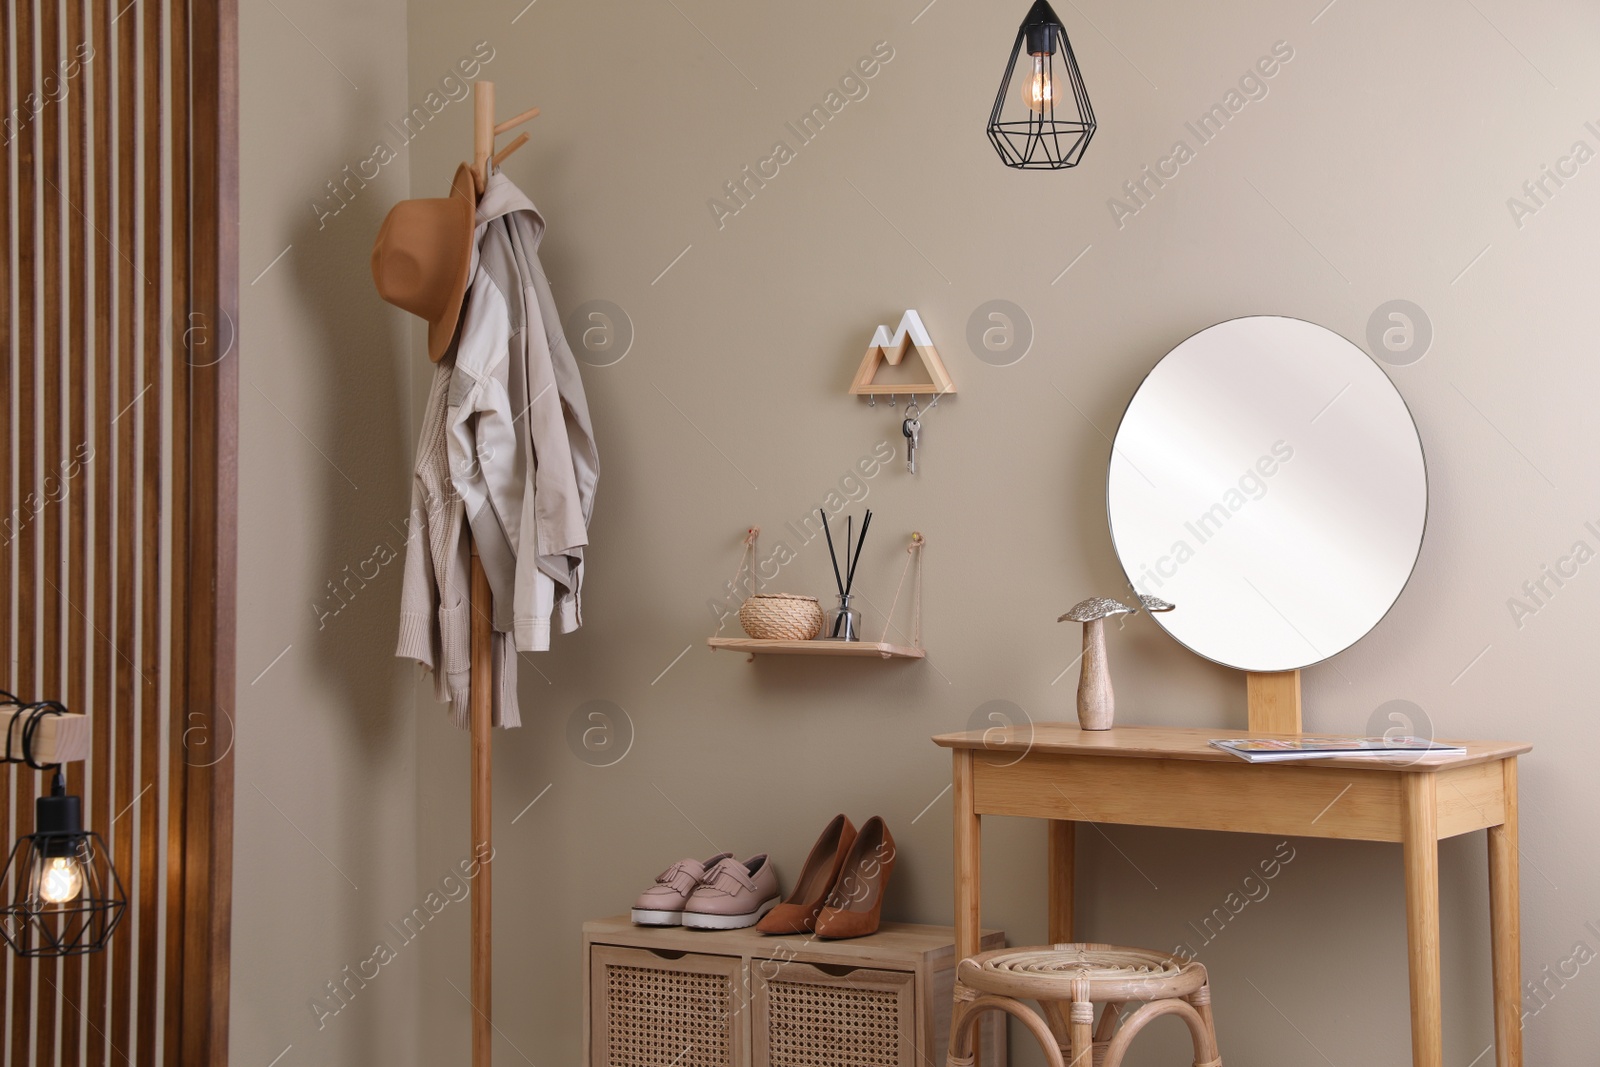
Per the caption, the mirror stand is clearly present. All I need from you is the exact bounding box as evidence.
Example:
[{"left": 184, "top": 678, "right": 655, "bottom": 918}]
[{"left": 1246, "top": 670, "right": 1302, "bottom": 733}]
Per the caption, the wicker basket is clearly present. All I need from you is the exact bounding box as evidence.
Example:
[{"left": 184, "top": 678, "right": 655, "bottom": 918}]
[{"left": 739, "top": 593, "right": 824, "bottom": 641}]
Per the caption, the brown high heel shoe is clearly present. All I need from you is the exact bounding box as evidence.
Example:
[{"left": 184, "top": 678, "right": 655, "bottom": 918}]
[
  {"left": 756, "top": 814, "right": 857, "bottom": 935},
  {"left": 814, "top": 816, "right": 895, "bottom": 940}
]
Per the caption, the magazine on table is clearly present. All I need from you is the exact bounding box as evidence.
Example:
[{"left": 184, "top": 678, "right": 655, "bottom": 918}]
[{"left": 1209, "top": 736, "right": 1467, "bottom": 763}]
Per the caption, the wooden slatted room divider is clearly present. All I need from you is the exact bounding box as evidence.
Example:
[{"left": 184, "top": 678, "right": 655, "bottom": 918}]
[{"left": 1, "top": 0, "right": 236, "bottom": 1063}]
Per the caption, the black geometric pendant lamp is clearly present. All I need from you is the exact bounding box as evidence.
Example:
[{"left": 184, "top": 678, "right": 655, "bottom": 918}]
[
  {"left": 0, "top": 695, "right": 126, "bottom": 958},
  {"left": 0, "top": 773, "right": 125, "bottom": 957},
  {"left": 987, "top": 0, "right": 1096, "bottom": 169}
]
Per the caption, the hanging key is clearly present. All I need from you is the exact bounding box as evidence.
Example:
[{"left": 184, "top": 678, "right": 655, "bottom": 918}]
[{"left": 902, "top": 415, "right": 921, "bottom": 474}]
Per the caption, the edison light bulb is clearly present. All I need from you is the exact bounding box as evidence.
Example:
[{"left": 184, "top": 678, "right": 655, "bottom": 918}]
[
  {"left": 1021, "top": 55, "right": 1053, "bottom": 113},
  {"left": 38, "top": 856, "right": 84, "bottom": 904}
]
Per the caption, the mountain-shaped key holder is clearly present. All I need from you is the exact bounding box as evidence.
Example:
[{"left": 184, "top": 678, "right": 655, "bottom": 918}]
[{"left": 849, "top": 310, "right": 957, "bottom": 398}]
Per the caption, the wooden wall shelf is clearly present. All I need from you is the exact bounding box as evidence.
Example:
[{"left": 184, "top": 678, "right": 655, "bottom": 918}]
[{"left": 707, "top": 637, "right": 925, "bottom": 660}]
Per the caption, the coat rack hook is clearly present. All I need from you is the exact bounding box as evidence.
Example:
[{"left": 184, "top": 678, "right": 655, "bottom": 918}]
[
  {"left": 494, "top": 106, "right": 542, "bottom": 135},
  {"left": 492, "top": 132, "right": 530, "bottom": 169},
  {"left": 474, "top": 82, "right": 540, "bottom": 189}
]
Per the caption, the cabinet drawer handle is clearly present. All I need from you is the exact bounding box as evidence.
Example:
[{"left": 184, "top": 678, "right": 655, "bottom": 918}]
[{"left": 646, "top": 948, "right": 690, "bottom": 961}]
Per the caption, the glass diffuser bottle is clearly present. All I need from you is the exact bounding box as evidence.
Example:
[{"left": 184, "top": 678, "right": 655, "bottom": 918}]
[{"left": 827, "top": 595, "right": 861, "bottom": 641}]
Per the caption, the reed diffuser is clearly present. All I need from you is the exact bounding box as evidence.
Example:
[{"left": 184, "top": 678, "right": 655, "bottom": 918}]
[{"left": 820, "top": 508, "right": 873, "bottom": 640}]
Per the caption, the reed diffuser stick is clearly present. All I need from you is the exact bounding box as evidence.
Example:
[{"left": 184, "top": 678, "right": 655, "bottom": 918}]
[
  {"left": 845, "top": 509, "right": 873, "bottom": 595},
  {"left": 820, "top": 509, "right": 844, "bottom": 597},
  {"left": 845, "top": 516, "right": 853, "bottom": 590}
]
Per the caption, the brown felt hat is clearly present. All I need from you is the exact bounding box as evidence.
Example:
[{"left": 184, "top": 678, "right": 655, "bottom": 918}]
[{"left": 371, "top": 163, "right": 477, "bottom": 363}]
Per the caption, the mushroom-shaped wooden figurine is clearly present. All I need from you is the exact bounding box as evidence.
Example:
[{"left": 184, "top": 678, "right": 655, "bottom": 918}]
[{"left": 1058, "top": 597, "right": 1137, "bottom": 730}]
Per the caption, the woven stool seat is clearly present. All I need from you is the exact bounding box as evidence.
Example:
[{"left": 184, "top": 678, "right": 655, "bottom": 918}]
[
  {"left": 946, "top": 944, "right": 1222, "bottom": 1067},
  {"left": 961, "top": 943, "right": 1208, "bottom": 1003}
]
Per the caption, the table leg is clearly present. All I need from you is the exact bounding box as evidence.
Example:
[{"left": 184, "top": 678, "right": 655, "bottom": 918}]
[
  {"left": 1488, "top": 759, "right": 1522, "bottom": 1067},
  {"left": 952, "top": 751, "right": 983, "bottom": 1066},
  {"left": 1402, "top": 772, "right": 1443, "bottom": 1067},
  {"left": 953, "top": 750, "right": 982, "bottom": 960},
  {"left": 1048, "top": 820, "right": 1075, "bottom": 944}
]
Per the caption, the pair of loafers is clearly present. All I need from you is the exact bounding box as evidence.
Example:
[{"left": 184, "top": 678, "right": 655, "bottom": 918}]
[
  {"left": 631, "top": 852, "right": 781, "bottom": 930},
  {"left": 756, "top": 814, "right": 895, "bottom": 940}
]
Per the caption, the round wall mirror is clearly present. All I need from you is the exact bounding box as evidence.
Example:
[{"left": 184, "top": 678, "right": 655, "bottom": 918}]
[{"left": 1106, "top": 316, "right": 1427, "bottom": 673}]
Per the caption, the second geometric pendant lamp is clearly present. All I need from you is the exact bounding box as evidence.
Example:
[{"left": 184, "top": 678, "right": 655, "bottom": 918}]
[{"left": 987, "top": 0, "right": 1096, "bottom": 169}]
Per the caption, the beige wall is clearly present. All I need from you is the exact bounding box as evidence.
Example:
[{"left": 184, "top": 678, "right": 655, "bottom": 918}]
[
  {"left": 239, "top": 0, "right": 1600, "bottom": 1063},
  {"left": 233, "top": 2, "right": 422, "bottom": 1066}
]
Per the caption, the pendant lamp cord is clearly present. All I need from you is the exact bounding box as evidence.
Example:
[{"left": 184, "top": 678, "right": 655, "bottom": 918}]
[{"left": 0, "top": 689, "right": 66, "bottom": 771}]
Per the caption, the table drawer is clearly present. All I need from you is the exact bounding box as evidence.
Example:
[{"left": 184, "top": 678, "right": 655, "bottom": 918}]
[{"left": 974, "top": 751, "right": 1411, "bottom": 841}]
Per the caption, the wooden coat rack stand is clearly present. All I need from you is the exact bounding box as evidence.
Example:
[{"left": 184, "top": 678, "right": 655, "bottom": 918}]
[{"left": 464, "top": 80, "right": 537, "bottom": 1067}]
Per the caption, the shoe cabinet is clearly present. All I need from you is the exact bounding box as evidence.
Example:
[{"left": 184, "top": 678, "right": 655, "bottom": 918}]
[{"left": 583, "top": 916, "right": 1005, "bottom": 1067}]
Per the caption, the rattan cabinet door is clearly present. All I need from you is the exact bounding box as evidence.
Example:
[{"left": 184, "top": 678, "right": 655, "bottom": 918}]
[
  {"left": 591, "top": 945, "right": 748, "bottom": 1067},
  {"left": 751, "top": 961, "right": 916, "bottom": 1067}
]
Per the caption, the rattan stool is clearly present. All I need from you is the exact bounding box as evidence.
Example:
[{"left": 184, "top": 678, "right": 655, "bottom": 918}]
[{"left": 945, "top": 944, "right": 1221, "bottom": 1067}]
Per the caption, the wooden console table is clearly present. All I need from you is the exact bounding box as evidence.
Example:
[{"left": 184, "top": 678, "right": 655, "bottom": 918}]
[{"left": 932, "top": 724, "right": 1531, "bottom": 1067}]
